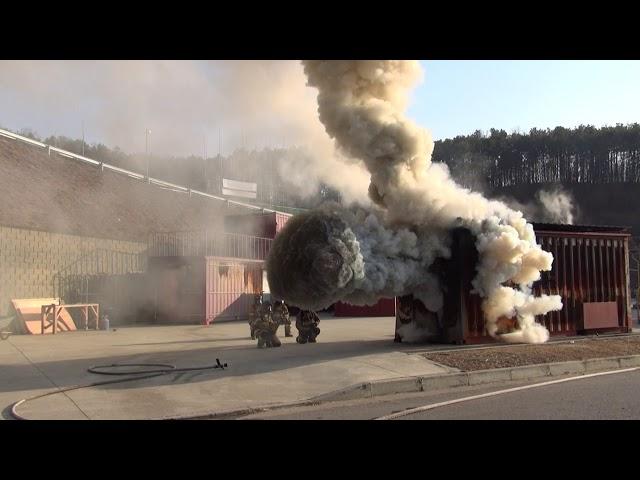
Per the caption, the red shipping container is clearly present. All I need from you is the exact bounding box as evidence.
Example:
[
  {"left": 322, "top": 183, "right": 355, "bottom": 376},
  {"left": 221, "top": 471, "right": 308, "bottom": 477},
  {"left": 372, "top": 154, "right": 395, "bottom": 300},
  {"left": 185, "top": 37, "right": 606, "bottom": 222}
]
[
  {"left": 334, "top": 298, "right": 396, "bottom": 317},
  {"left": 224, "top": 212, "right": 292, "bottom": 239},
  {"left": 396, "top": 223, "right": 633, "bottom": 345}
]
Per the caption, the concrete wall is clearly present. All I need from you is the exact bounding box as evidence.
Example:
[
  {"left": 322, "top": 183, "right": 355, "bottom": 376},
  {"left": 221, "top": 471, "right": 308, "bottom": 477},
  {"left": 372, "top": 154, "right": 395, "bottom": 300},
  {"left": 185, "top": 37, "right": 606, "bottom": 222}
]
[{"left": 0, "top": 225, "right": 146, "bottom": 317}]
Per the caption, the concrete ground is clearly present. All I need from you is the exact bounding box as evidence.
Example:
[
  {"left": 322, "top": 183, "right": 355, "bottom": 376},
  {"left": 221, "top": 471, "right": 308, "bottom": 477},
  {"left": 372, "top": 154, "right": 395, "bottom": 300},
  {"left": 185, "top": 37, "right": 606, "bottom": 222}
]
[{"left": 0, "top": 315, "right": 453, "bottom": 420}]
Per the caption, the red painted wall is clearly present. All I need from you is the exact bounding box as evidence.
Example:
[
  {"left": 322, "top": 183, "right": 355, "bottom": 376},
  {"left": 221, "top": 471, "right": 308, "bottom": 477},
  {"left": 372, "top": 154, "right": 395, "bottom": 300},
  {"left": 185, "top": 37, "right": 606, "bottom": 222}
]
[{"left": 334, "top": 298, "right": 396, "bottom": 317}]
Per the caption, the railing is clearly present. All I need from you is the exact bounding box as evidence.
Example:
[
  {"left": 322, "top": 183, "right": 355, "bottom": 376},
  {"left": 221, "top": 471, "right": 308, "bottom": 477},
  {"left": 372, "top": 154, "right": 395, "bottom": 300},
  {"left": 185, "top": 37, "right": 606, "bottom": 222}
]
[
  {"left": 0, "top": 127, "right": 287, "bottom": 215},
  {"left": 53, "top": 249, "right": 147, "bottom": 301},
  {"left": 148, "top": 231, "right": 273, "bottom": 261}
]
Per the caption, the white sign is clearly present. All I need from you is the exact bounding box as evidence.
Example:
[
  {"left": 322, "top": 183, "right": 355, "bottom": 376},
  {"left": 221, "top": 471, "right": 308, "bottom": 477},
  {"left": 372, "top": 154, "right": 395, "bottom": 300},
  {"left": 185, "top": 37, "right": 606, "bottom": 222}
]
[
  {"left": 223, "top": 178, "right": 257, "bottom": 192},
  {"left": 222, "top": 178, "right": 257, "bottom": 199},
  {"left": 222, "top": 188, "right": 257, "bottom": 199}
]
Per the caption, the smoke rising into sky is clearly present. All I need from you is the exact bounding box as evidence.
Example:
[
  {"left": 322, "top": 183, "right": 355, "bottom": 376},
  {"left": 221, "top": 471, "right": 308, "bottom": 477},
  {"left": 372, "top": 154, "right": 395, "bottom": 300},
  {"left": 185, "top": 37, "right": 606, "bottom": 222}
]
[
  {"left": 0, "top": 61, "right": 326, "bottom": 155},
  {"left": 268, "top": 60, "right": 563, "bottom": 344},
  {"left": 0, "top": 60, "right": 372, "bottom": 203}
]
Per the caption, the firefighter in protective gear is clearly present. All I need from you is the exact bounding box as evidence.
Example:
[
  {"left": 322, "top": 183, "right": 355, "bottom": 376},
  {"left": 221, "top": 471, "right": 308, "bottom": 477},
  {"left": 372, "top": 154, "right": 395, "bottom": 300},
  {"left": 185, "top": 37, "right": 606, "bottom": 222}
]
[
  {"left": 248, "top": 293, "right": 263, "bottom": 340},
  {"left": 295, "top": 310, "right": 321, "bottom": 344},
  {"left": 254, "top": 303, "right": 282, "bottom": 348},
  {"left": 273, "top": 300, "right": 292, "bottom": 337}
]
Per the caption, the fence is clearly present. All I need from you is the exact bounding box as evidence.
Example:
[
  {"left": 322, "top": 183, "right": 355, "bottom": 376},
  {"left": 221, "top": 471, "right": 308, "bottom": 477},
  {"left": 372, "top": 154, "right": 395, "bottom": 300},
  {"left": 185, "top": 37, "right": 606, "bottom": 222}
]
[
  {"left": 53, "top": 249, "right": 147, "bottom": 302},
  {"left": 0, "top": 127, "right": 287, "bottom": 216},
  {"left": 148, "top": 231, "right": 273, "bottom": 261}
]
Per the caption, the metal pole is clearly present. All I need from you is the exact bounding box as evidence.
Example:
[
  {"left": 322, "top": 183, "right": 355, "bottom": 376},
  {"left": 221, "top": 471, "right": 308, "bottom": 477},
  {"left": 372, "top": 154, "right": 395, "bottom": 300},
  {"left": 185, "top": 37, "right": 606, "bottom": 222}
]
[
  {"left": 82, "top": 121, "right": 85, "bottom": 156},
  {"left": 145, "top": 129, "right": 151, "bottom": 183},
  {"left": 220, "top": 128, "right": 224, "bottom": 190},
  {"left": 204, "top": 134, "right": 207, "bottom": 190},
  {"left": 636, "top": 258, "right": 640, "bottom": 323}
]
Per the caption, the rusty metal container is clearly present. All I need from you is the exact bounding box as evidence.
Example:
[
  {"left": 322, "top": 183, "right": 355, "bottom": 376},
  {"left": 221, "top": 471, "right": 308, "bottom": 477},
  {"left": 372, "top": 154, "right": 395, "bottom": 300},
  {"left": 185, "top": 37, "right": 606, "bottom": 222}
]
[
  {"left": 334, "top": 298, "right": 396, "bottom": 317},
  {"left": 396, "top": 223, "right": 633, "bottom": 344},
  {"left": 224, "top": 212, "right": 292, "bottom": 239}
]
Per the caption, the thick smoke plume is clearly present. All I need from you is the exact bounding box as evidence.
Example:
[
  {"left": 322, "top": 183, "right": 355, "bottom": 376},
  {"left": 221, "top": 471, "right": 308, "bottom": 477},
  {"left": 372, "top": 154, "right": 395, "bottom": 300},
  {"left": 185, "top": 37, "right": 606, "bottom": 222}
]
[
  {"left": 267, "top": 203, "right": 449, "bottom": 311},
  {"left": 268, "top": 60, "right": 563, "bottom": 344}
]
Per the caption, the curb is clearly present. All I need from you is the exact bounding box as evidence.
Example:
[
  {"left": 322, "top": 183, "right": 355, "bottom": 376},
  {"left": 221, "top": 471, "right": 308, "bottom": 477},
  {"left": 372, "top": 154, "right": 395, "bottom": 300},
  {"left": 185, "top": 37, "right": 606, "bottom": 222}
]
[
  {"left": 314, "top": 354, "right": 640, "bottom": 403},
  {"left": 180, "top": 353, "right": 640, "bottom": 419}
]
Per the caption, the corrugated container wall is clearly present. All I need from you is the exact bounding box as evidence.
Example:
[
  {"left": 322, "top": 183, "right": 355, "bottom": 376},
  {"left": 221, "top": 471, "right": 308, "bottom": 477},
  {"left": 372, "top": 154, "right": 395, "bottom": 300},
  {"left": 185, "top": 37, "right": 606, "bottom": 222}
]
[
  {"left": 224, "top": 212, "right": 292, "bottom": 239},
  {"left": 205, "top": 258, "right": 263, "bottom": 323},
  {"left": 396, "top": 224, "right": 633, "bottom": 345}
]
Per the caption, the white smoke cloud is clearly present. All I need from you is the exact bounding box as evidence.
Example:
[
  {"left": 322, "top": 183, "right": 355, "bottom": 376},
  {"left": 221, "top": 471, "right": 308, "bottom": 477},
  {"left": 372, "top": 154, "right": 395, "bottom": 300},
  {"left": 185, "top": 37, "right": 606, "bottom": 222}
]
[
  {"left": 290, "top": 60, "right": 562, "bottom": 343},
  {"left": 396, "top": 322, "right": 438, "bottom": 344},
  {"left": 500, "top": 188, "right": 577, "bottom": 225},
  {"left": 536, "top": 188, "right": 575, "bottom": 224}
]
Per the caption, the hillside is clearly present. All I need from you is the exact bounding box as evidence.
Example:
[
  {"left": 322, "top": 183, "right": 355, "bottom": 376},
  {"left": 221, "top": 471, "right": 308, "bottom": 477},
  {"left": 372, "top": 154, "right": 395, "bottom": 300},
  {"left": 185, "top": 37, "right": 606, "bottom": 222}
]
[{"left": 0, "top": 136, "right": 250, "bottom": 242}]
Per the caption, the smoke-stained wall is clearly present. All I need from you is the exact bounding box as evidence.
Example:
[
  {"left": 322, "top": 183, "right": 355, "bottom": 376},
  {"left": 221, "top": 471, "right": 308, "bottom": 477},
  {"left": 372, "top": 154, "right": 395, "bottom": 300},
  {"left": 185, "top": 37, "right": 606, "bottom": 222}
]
[{"left": 0, "top": 225, "right": 146, "bottom": 317}]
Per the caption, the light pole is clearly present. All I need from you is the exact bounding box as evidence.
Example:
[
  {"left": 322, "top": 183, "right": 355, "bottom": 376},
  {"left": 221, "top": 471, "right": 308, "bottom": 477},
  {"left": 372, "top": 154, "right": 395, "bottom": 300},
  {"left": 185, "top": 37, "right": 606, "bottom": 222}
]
[
  {"left": 203, "top": 134, "right": 208, "bottom": 190},
  {"left": 145, "top": 129, "right": 151, "bottom": 181}
]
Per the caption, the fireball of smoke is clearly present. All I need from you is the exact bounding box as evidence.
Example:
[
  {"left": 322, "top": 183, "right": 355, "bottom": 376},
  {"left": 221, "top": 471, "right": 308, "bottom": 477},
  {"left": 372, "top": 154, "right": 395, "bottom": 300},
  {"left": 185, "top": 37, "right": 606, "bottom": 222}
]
[
  {"left": 266, "top": 203, "right": 450, "bottom": 312},
  {"left": 268, "top": 60, "right": 562, "bottom": 344}
]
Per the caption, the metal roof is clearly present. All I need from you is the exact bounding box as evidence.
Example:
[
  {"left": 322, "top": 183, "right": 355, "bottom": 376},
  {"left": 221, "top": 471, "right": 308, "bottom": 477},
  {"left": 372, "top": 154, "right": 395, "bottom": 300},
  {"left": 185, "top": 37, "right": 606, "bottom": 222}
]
[{"left": 532, "top": 222, "right": 631, "bottom": 234}]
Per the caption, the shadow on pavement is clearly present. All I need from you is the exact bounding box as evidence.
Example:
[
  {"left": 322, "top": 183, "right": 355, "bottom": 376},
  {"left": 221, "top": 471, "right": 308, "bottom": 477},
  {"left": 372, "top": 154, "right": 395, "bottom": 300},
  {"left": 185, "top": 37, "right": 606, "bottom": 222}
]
[{"left": 1, "top": 336, "right": 407, "bottom": 396}]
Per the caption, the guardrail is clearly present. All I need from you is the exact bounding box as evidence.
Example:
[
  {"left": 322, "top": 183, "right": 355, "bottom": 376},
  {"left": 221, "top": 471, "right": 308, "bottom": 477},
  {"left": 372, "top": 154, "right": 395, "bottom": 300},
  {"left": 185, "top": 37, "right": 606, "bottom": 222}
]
[
  {"left": 148, "top": 230, "right": 273, "bottom": 260},
  {"left": 0, "top": 127, "right": 285, "bottom": 215}
]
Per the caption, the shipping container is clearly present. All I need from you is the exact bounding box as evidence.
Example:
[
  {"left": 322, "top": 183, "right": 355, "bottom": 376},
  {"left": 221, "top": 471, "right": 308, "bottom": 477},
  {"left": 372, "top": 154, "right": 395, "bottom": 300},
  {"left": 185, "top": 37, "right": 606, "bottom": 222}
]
[
  {"left": 334, "top": 298, "right": 396, "bottom": 317},
  {"left": 148, "top": 256, "right": 205, "bottom": 324},
  {"left": 224, "top": 212, "right": 292, "bottom": 239},
  {"left": 205, "top": 258, "right": 263, "bottom": 323},
  {"left": 396, "top": 223, "right": 633, "bottom": 344},
  {"left": 148, "top": 256, "right": 264, "bottom": 325}
]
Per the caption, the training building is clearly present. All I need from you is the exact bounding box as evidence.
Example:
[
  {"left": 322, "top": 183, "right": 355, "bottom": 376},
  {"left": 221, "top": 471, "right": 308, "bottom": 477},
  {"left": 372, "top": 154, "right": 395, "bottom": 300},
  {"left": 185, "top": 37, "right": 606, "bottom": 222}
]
[{"left": 0, "top": 129, "right": 291, "bottom": 328}]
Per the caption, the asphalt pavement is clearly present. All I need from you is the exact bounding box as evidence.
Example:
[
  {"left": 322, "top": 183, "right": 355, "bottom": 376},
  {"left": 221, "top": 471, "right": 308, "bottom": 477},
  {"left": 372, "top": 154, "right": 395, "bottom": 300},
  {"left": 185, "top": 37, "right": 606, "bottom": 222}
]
[{"left": 238, "top": 369, "right": 640, "bottom": 420}]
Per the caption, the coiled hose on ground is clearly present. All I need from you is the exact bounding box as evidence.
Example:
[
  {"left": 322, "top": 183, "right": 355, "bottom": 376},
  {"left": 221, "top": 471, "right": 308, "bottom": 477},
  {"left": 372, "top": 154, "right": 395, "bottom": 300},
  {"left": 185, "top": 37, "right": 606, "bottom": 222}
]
[{"left": 10, "top": 359, "right": 228, "bottom": 420}]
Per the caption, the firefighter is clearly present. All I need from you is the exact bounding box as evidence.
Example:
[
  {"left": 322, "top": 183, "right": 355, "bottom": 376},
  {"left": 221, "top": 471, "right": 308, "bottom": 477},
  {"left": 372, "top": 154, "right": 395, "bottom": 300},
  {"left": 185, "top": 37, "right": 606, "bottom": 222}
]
[
  {"left": 254, "top": 303, "right": 282, "bottom": 348},
  {"left": 295, "top": 310, "right": 321, "bottom": 344},
  {"left": 248, "top": 293, "right": 263, "bottom": 340},
  {"left": 273, "top": 300, "right": 292, "bottom": 337}
]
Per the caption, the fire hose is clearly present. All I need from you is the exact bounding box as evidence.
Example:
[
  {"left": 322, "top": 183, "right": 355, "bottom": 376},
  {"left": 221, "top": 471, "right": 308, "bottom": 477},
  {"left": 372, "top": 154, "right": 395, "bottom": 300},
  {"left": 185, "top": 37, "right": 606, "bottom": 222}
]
[{"left": 10, "top": 359, "right": 228, "bottom": 420}]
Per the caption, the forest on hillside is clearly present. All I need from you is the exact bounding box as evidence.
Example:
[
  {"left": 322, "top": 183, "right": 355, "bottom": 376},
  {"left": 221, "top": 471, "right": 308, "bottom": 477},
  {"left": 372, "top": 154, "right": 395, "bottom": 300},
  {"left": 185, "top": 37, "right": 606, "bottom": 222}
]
[{"left": 432, "top": 124, "right": 640, "bottom": 190}]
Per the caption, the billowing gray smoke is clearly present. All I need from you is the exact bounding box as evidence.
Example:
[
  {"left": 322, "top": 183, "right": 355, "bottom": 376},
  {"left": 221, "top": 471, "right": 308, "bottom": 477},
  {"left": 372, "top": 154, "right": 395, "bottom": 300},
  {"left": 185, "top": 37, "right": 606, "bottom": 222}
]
[
  {"left": 267, "top": 203, "right": 450, "bottom": 311},
  {"left": 268, "top": 60, "right": 562, "bottom": 344}
]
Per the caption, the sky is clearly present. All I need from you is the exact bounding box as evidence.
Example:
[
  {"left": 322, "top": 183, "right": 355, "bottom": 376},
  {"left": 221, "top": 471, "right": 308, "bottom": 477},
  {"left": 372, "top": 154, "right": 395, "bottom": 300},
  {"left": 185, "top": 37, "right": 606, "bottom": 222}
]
[
  {"left": 410, "top": 60, "right": 640, "bottom": 140},
  {"left": 0, "top": 60, "right": 639, "bottom": 156}
]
